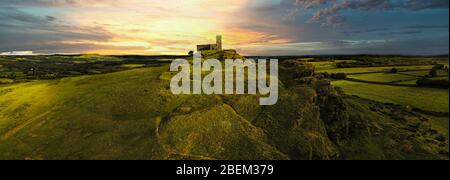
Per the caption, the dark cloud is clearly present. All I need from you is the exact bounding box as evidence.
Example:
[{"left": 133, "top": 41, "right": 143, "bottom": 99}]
[
  {"left": 375, "top": 30, "right": 422, "bottom": 36},
  {"left": 45, "top": 15, "right": 57, "bottom": 21},
  {"left": 0, "top": 6, "right": 113, "bottom": 53},
  {"left": 0, "top": 7, "right": 47, "bottom": 24},
  {"left": 289, "top": 0, "right": 449, "bottom": 26},
  {"left": 243, "top": 37, "right": 448, "bottom": 56},
  {"left": 407, "top": 25, "right": 449, "bottom": 29},
  {"left": 0, "top": 0, "right": 109, "bottom": 7},
  {"left": 342, "top": 28, "right": 424, "bottom": 36},
  {"left": 342, "top": 28, "right": 390, "bottom": 35},
  {"left": 406, "top": 0, "right": 449, "bottom": 10},
  {"left": 0, "top": 27, "right": 117, "bottom": 53}
]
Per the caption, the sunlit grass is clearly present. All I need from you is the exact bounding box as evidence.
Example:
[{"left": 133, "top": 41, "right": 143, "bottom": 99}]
[
  {"left": 348, "top": 73, "right": 418, "bottom": 83},
  {"left": 318, "top": 65, "right": 433, "bottom": 74},
  {"left": 332, "top": 80, "right": 449, "bottom": 112}
]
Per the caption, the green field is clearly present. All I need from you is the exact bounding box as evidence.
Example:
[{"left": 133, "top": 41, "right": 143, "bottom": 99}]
[
  {"left": 310, "top": 60, "right": 357, "bottom": 71},
  {"left": 314, "top": 58, "right": 448, "bottom": 113},
  {"left": 317, "top": 65, "right": 433, "bottom": 74},
  {"left": 399, "top": 70, "right": 448, "bottom": 77},
  {"left": 120, "top": 64, "right": 146, "bottom": 68},
  {"left": 348, "top": 73, "right": 418, "bottom": 83},
  {"left": 332, "top": 80, "right": 449, "bottom": 112}
]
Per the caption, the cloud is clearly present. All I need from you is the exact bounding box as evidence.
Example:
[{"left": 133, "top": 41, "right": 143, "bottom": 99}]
[
  {"left": 0, "top": 0, "right": 447, "bottom": 55},
  {"left": 293, "top": 0, "right": 332, "bottom": 9},
  {"left": 407, "top": 25, "right": 449, "bottom": 29},
  {"left": 342, "top": 28, "right": 390, "bottom": 35},
  {"left": 45, "top": 15, "right": 57, "bottom": 21},
  {"left": 0, "top": 7, "right": 48, "bottom": 24},
  {"left": 406, "top": 0, "right": 449, "bottom": 10},
  {"left": 0, "top": 6, "right": 113, "bottom": 53},
  {"left": 0, "top": 0, "right": 112, "bottom": 7},
  {"left": 289, "top": 0, "right": 449, "bottom": 26}
]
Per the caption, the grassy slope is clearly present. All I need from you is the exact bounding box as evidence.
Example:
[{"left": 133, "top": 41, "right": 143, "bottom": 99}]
[
  {"left": 332, "top": 80, "right": 449, "bottom": 112},
  {"left": 0, "top": 53, "right": 448, "bottom": 160},
  {"left": 0, "top": 65, "right": 287, "bottom": 160}
]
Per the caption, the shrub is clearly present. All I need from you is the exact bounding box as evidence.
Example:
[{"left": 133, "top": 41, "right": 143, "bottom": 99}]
[
  {"left": 416, "top": 78, "right": 449, "bottom": 89},
  {"left": 330, "top": 73, "right": 347, "bottom": 79},
  {"left": 429, "top": 69, "right": 438, "bottom": 77},
  {"left": 390, "top": 68, "right": 398, "bottom": 73},
  {"left": 433, "top": 64, "right": 445, "bottom": 70},
  {"left": 316, "top": 72, "right": 330, "bottom": 79}
]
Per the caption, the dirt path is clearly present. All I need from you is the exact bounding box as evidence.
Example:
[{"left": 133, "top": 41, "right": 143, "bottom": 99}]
[{"left": 1, "top": 107, "right": 56, "bottom": 141}]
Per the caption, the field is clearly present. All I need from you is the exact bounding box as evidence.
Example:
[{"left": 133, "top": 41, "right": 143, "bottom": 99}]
[
  {"left": 309, "top": 57, "right": 449, "bottom": 113},
  {"left": 348, "top": 73, "right": 418, "bottom": 83},
  {"left": 316, "top": 65, "right": 434, "bottom": 74},
  {"left": 0, "top": 52, "right": 448, "bottom": 160},
  {"left": 332, "top": 80, "right": 449, "bottom": 112}
]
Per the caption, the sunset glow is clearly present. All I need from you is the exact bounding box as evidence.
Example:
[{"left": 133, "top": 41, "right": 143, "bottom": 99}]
[{"left": 0, "top": 0, "right": 448, "bottom": 55}]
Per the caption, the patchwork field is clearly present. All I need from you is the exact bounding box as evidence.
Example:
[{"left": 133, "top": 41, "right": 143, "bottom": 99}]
[
  {"left": 317, "top": 65, "right": 434, "bottom": 74},
  {"left": 311, "top": 57, "right": 449, "bottom": 113},
  {"left": 348, "top": 73, "right": 418, "bottom": 83},
  {"left": 332, "top": 80, "right": 449, "bottom": 112}
]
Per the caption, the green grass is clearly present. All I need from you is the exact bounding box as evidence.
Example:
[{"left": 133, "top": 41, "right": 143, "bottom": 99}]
[
  {"left": 201, "top": 49, "right": 244, "bottom": 60},
  {"left": 431, "top": 76, "right": 450, "bottom": 80},
  {"left": 394, "top": 79, "right": 419, "bottom": 85},
  {"left": 0, "top": 78, "right": 13, "bottom": 84},
  {"left": 309, "top": 60, "right": 356, "bottom": 71},
  {"left": 428, "top": 117, "right": 449, "bottom": 138},
  {"left": 120, "top": 64, "right": 145, "bottom": 68},
  {"left": 399, "top": 70, "right": 448, "bottom": 77},
  {"left": 348, "top": 73, "right": 419, "bottom": 83},
  {"left": 0, "top": 65, "right": 287, "bottom": 160},
  {"left": 318, "top": 65, "right": 433, "bottom": 74},
  {"left": 398, "top": 71, "right": 429, "bottom": 77},
  {"left": 394, "top": 77, "right": 448, "bottom": 85},
  {"left": 332, "top": 80, "right": 449, "bottom": 112}
]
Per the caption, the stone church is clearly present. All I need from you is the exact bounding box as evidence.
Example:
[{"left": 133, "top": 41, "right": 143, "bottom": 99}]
[{"left": 197, "top": 35, "right": 222, "bottom": 51}]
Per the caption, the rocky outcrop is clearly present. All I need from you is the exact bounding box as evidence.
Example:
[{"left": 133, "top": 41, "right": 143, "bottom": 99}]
[
  {"left": 274, "top": 59, "right": 448, "bottom": 160},
  {"left": 315, "top": 80, "right": 350, "bottom": 141}
]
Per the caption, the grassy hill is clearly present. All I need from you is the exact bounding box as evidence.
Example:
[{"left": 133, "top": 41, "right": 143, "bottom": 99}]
[{"left": 0, "top": 50, "right": 448, "bottom": 160}]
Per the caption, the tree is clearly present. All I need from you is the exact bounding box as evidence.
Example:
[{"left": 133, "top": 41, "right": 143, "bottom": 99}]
[
  {"left": 390, "top": 67, "right": 398, "bottom": 73},
  {"left": 330, "top": 73, "right": 347, "bottom": 79},
  {"left": 429, "top": 69, "right": 438, "bottom": 77},
  {"left": 417, "top": 78, "right": 449, "bottom": 89}
]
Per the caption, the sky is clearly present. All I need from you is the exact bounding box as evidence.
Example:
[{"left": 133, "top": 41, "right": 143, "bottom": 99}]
[{"left": 0, "top": 0, "right": 448, "bottom": 55}]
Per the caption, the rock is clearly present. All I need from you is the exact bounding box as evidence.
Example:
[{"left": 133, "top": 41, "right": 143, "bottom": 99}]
[
  {"left": 280, "top": 60, "right": 315, "bottom": 78},
  {"left": 315, "top": 79, "right": 350, "bottom": 140}
]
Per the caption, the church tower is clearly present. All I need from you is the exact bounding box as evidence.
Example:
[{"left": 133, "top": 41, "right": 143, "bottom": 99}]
[{"left": 216, "top": 35, "right": 222, "bottom": 50}]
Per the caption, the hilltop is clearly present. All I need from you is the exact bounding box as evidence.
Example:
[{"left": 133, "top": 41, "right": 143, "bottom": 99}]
[{"left": 0, "top": 50, "right": 448, "bottom": 160}]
